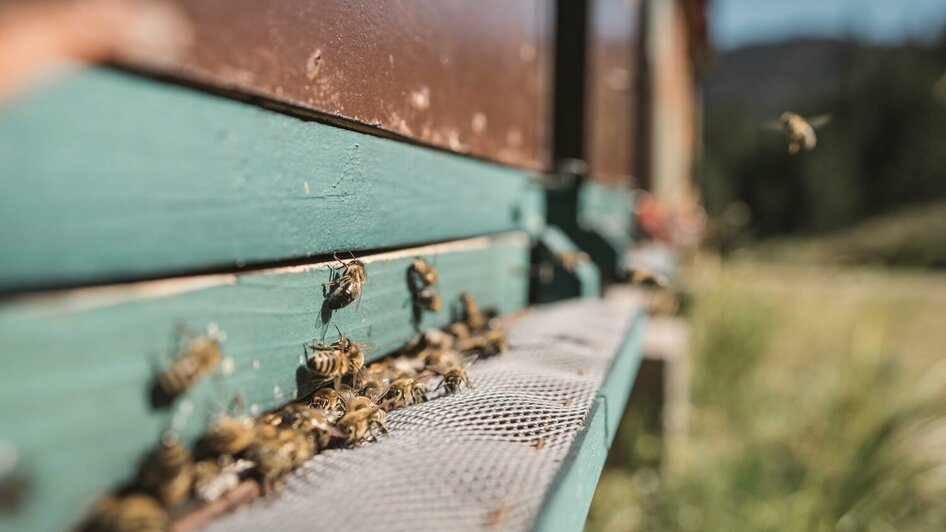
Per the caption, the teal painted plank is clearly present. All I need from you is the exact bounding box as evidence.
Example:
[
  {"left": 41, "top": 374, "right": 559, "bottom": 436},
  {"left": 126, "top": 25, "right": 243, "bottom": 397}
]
[
  {"left": 0, "top": 68, "right": 545, "bottom": 291},
  {"left": 0, "top": 233, "right": 529, "bottom": 532},
  {"left": 532, "top": 306, "right": 646, "bottom": 532}
]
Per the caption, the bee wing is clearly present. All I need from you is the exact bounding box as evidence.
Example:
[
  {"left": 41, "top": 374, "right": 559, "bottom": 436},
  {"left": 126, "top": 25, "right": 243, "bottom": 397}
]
[
  {"left": 354, "top": 287, "right": 364, "bottom": 312},
  {"left": 760, "top": 120, "right": 782, "bottom": 132},
  {"left": 807, "top": 113, "right": 832, "bottom": 129},
  {"left": 461, "top": 354, "right": 480, "bottom": 369}
]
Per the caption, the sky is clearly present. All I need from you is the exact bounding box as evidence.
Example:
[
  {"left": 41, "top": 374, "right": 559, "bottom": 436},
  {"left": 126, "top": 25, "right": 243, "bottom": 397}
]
[{"left": 711, "top": 0, "right": 946, "bottom": 50}]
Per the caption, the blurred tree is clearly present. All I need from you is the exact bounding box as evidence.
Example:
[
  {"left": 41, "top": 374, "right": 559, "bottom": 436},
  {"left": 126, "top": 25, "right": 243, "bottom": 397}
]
[{"left": 703, "top": 32, "right": 946, "bottom": 253}]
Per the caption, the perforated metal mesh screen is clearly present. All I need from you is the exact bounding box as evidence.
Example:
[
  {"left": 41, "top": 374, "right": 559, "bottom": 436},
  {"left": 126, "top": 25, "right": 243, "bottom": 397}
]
[{"left": 206, "top": 298, "right": 638, "bottom": 532}]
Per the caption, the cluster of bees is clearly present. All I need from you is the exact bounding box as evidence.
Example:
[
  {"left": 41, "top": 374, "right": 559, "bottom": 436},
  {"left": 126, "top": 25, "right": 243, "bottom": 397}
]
[{"left": 83, "top": 257, "right": 507, "bottom": 531}]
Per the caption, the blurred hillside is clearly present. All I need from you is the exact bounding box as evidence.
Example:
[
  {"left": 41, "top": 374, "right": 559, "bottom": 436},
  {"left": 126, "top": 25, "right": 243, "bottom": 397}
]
[{"left": 702, "top": 34, "right": 946, "bottom": 254}]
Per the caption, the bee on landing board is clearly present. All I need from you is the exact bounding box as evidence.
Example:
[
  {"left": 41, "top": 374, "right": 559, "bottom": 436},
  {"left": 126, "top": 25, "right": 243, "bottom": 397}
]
[
  {"left": 409, "top": 257, "right": 439, "bottom": 287},
  {"left": 323, "top": 253, "right": 367, "bottom": 310},
  {"left": 763, "top": 112, "right": 831, "bottom": 154},
  {"left": 200, "top": 416, "right": 257, "bottom": 457},
  {"left": 83, "top": 494, "right": 169, "bottom": 532},
  {"left": 137, "top": 432, "right": 194, "bottom": 508}
]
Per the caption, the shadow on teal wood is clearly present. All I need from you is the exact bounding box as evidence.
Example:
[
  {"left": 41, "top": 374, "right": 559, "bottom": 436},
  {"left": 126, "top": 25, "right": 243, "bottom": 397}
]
[
  {"left": 0, "top": 68, "right": 544, "bottom": 291},
  {"left": 532, "top": 226, "right": 601, "bottom": 303},
  {"left": 0, "top": 234, "right": 529, "bottom": 531}
]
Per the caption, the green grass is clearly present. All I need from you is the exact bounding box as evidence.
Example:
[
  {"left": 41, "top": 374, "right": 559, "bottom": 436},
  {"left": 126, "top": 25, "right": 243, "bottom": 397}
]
[
  {"left": 588, "top": 258, "right": 946, "bottom": 532},
  {"left": 746, "top": 201, "right": 946, "bottom": 268}
]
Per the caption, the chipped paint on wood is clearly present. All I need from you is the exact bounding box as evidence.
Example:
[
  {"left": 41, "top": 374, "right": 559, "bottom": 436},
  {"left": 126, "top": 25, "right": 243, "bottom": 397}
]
[{"left": 0, "top": 68, "right": 544, "bottom": 291}]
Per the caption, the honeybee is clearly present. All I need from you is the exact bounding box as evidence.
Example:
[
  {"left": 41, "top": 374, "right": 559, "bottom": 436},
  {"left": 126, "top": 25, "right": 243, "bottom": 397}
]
[
  {"left": 83, "top": 494, "right": 169, "bottom": 532},
  {"left": 446, "top": 321, "right": 471, "bottom": 341},
  {"left": 415, "top": 288, "right": 442, "bottom": 312},
  {"left": 279, "top": 404, "right": 336, "bottom": 448},
  {"left": 423, "top": 348, "right": 462, "bottom": 372},
  {"left": 763, "top": 111, "right": 831, "bottom": 154},
  {"left": 353, "top": 373, "right": 386, "bottom": 400},
  {"left": 433, "top": 362, "right": 473, "bottom": 394},
  {"left": 137, "top": 432, "right": 193, "bottom": 507},
  {"left": 245, "top": 439, "right": 294, "bottom": 491},
  {"left": 626, "top": 267, "right": 670, "bottom": 289},
  {"left": 457, "top": 329, "right": 507, "bottom": 357},
  {"left": 336, "top": 407, "right": 388, "bottom": 445},
  {"left": 460, "top": 293, "right": 488, "bottom": 331},
  {"left": 192, "top": 456, "right": 254, "bottom": 503},
  {"left": 324, "top": 254, "right": 367, "bottom": 310},
  {"left": 275, "top": 427, "right": 318, "bottom": 468},
  {"left": 156, "top": 333, "right": 221, "bottom": 399},
  {"left": 303, "top": 342, "right": 350, "bottom": 389},
  {"left": 310, "top": 388, "right": 341, "bottom": 414},
  {"left": 409, "top": 257, "right": 439, "bottom": 286},
  {"left": 383, "top": 376, "right": 428, "bottom": 409},
  {"left": 304, "top": 331, "right": 367, "bottom": 387},
  {"left": 200, "top": 416, "right": 256, "bottom": 456}
]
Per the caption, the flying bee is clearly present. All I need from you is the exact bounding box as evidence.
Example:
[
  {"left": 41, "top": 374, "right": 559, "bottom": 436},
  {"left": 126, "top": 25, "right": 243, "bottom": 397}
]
[
  {"left": 336, "top": 408, "right": 388, "bottom": 445},
  {"left": 136, "top": 432, "right": 193, "bottom": 508},
  {"left": 200, "top": 416, "right": 256, "bottom": 457},
  {"left": 409, "top": 257, "right": 439, "bottom": 287},
  {"left": 460, "top": 292, "right": 488, "bottom": 331},
  {"left": 626, "top": 267, "right": 670, "bottom": 289},
  {"left": 323, "top": 253, "right": 367, "bottom": 310},
  {"left": 763, "top": 111, "right": 832, "bottom": 154},
  {"left": 83, "top": 494, "right": 169, "bottom": 532},
  {"left": 155, "top": 331, "right": 222, "bottom": 401},
  {"left": 415, "top": 288, "right": 442, "bottom": 312}
]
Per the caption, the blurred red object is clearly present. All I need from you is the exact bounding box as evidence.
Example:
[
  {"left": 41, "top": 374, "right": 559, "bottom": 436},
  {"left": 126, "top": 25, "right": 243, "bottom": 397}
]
[
  {"left": 636, "top": 192, "right": 706, "bottom": 248},
  {"left": 637, "top": 193, "right": 670, "bottom": 242},
  {"left": 0, "top": 0, "right": 190, "bottom": 101}
]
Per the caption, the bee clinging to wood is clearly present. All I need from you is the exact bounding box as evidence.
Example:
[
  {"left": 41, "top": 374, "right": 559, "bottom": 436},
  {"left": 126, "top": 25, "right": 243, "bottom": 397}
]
[
  {"left": 763, "top": 111, "right": 832, "bottom": 154},
  {"left": 409, "top": 257, "right": 439, "bottom": 287},
  {"left": 323, "top": 252, "right": 367, "bottom": 310},
  {"left": 415, "top": 288, "right": 442, "bottom": 312},
  {"left": 304, "top": 329, "right": 367, "bottom": 388},
  {"left": 408, "top": 257, "right": 441, "bottom": 319},
  {"left": 152, "top": 326, "right": 222, "bottom": 407}
]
